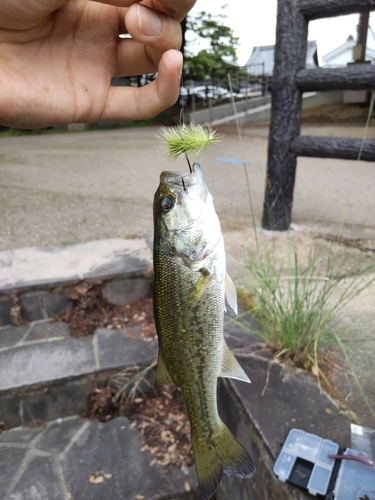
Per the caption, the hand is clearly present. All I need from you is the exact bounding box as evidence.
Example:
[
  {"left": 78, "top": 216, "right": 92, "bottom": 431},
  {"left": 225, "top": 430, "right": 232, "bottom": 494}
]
[{"left": 0, "top": 0, "right": 195, "bottom": 128}]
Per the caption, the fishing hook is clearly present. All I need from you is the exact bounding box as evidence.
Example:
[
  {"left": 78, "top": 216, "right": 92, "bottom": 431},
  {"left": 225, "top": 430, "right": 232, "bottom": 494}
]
[{"left": 185, "top": 153, "right": 192, "bottom": 173}]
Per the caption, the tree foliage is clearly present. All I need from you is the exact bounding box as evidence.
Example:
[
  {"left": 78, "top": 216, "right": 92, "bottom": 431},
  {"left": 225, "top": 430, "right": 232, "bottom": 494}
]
[{"left": 183, "top": 11, "right": 239, "bottom": 81}]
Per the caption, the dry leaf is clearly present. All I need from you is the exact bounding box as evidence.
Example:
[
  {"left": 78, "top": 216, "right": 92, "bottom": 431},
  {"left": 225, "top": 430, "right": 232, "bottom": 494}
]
[
  {"left": 181, "top": 464, "right": 189, "bottom": 475},
  {"left": 89, "top": 475, "right": 104, "bottom": 484},
  {"left": 184, "top": 481, "right": 191, "bottom": 492}
]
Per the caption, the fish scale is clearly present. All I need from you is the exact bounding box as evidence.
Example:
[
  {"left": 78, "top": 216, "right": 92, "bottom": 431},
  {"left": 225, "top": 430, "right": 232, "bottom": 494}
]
[{"left": 153, "top": 162, "right": 255, "bottom": 499}]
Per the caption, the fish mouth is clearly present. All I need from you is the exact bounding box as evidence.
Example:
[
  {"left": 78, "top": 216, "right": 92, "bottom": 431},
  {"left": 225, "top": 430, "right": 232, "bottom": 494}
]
[
  {"left": 160, "top": 170, "right": 196, "bottom": 189},
  {"left": 160, "top": 163, "right": 204, "bottom": 190},
  {"left": 160, "top": 172, "right": 198, "bottom": 191}
]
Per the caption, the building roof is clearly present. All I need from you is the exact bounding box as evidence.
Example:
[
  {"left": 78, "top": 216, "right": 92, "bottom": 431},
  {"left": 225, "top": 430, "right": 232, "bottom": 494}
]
[
  {"left": 322, "top": 38, "right": 375, "bottom": 66},
  {"left": 244, "top": 41, "right": 318, "bottom": 76}
]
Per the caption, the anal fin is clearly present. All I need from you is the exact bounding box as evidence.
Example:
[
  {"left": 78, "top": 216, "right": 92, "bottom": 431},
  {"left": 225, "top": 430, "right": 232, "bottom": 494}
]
[
  {"left": 155, "top": 351, "right": 174, "bottom": 386},
  {"left": 219, "top": 342, "right": 250, "bottom": 383}
]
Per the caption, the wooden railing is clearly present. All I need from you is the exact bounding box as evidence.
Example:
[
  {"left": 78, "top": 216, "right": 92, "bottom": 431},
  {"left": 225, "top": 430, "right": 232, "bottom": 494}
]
[{"left": 262, "top": 0, "right": 375, "bottom": 231}]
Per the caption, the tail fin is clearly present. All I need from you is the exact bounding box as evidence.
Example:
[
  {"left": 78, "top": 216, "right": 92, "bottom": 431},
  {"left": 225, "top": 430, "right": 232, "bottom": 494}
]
[{"left": 192, "top": 422, "right": 255, "bottom": 500}]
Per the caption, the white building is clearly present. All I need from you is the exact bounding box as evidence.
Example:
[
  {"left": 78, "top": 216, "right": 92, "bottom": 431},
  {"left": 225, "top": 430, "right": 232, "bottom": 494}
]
[
  {"left": 322, "top": 35, "right": 375, "bottom": 67},
  {"left": 244, "top": 41, "right": 319, "bottom": 75}
]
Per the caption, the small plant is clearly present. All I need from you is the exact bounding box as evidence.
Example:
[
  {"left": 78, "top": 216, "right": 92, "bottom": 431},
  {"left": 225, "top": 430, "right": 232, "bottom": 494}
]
[{"left": 242, "top": 243, "right": 375, "bottom": 371}]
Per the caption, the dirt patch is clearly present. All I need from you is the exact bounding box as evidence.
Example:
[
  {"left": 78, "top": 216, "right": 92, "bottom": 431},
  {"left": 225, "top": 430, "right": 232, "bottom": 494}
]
[
  {"left": 86, "top": 384, "right": 194, "bottom": 473},
  {"left": 57, "top": 280, "right": 156, "bottom": 339},
  {"left": 301, "top": 102, "right": 371, "bottom": 125},
  {"left": 315, "top": 233, "right": 375, "bottom": 253}
]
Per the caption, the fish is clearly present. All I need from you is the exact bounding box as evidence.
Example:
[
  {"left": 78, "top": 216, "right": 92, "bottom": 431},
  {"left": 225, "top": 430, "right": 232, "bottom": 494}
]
[{"left": 153, "top": 161, "right": 255, "bottom": 499}]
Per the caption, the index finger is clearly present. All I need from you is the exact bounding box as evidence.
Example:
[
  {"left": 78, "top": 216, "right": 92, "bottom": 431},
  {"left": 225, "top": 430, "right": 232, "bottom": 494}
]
[
  {"left": 144, "top": 0, "right": 196, "bottom": 21},
  {"left": 93, "top": 0, "right": 196, "bottom": 21}
]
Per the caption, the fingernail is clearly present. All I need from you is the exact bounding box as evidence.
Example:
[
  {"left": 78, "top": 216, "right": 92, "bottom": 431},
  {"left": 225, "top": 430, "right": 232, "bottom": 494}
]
[{"left": 137, "top": 4, "right": 162, "bottom": 36}]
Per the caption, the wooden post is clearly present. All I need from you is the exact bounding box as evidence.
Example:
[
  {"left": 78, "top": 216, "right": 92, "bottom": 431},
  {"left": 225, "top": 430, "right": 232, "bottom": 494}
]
[
  {"left": 357, "top": 11, "right": 370, "bottom": 61},
  {"left": 261, "top": 0, "right": 375, "bottom": 231},
  {"left": 298, "top": 0, "right": 375, "bottom": 20},
  {"left": 261, "top": 0, "right": 308, "bottom": 230}
]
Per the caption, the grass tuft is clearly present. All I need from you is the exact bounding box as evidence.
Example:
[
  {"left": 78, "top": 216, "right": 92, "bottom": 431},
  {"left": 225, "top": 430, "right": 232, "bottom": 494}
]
[{"left": 242, "top": 244, "right": 375, "bottom": 372}]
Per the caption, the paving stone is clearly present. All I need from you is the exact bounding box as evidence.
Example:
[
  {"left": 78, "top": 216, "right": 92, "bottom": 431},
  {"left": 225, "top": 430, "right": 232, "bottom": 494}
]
[
  {"left": 0, "top": 336, "right": 95, "bottom": 392},
  {"left": 8, "top": 455, "right": 65, "bottom": 500},
  {"left": 0, "top": 447, "right": 28, "bottom": 497},
  {"left": 0, "top": 296, "right": 12, "bottom": 327},
  {"left": 0, "top": 324, "right": 29, "bottom": 348},
  {"left": 36, "top": 418, "right": 87, "bottom": 454},
  {"left": 62, "top": 417, "right": 197, "bottom": 500},
  {"left": 0, "top": 425, "right": 44, "bottom": 444},
  {"left": 0, "top": 396, "right": 22, "bottom": 428},
  {"left": 102, "top": 277, "right": 152, "bottom": 306},
  {"left": 96, "top": 328, "right": 157, "bottom": 370},
  {"left": 41, "top": 293, "right": 72, "bottom": 317},
  {"left": 19, "top": 292, "right": 47, "bottom": 321},
  {"left": 25, "top": 322, "right": 70, "bottom": 342},
  {"left": 0, "top": 375, "right": 100, "bottom": 429},
  {"left": 21, "top": 377, "right": 99, "bottom": 427}
]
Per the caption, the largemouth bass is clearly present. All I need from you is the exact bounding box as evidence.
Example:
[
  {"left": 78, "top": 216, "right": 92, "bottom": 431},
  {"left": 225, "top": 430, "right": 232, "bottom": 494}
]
[{"left": 153, "top": 162, "right": 255, "bottom": 499}]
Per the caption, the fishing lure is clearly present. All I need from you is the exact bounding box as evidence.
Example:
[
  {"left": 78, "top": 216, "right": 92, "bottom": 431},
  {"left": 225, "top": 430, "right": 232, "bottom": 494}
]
[{"left": 158, "top": 124, "right": 219, "bottom": 160}]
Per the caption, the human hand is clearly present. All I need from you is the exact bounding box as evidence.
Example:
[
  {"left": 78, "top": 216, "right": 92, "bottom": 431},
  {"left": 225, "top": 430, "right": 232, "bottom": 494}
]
[{"left": 0, "top": 0, "right": 195, "bottom": 128}]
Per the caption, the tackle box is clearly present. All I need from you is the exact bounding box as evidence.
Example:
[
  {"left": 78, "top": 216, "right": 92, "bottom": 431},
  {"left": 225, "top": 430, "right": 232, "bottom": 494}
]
[{"left": 273, "top": 428, "right": 375, "bottom": 499}]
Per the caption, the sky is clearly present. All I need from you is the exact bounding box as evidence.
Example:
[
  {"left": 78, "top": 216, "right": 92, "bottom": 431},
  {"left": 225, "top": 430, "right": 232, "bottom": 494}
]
[{"left": 189, "top": 0, "right": 375, "bottom": 65}]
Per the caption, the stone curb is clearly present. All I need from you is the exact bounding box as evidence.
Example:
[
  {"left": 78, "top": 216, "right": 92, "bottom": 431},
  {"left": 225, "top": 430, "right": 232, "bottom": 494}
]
[{"left": 0, "top": 238, "right": 152, "bottom": 293}]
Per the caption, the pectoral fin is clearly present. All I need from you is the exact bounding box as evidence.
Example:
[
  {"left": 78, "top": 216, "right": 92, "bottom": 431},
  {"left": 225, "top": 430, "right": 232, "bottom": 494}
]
[
  {"left": 219, "top": 342, "right": 250, "bottom": 383},
  {"left": 155, "top": 351, "right": 174, "bottom": 386},
  {"left": 188, "top": 268, "right": 213, "bottom": 307},
  {"left": 225, "top": 273, "right": 238, "bottom": 315}
]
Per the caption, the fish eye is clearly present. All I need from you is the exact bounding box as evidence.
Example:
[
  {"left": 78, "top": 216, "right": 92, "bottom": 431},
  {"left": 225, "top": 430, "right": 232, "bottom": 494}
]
[{"left": 160, "top": 194, "right": 175, "bottom": 211}]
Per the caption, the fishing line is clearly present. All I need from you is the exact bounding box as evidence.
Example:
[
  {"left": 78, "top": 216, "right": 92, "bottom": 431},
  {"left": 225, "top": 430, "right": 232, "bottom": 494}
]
[
  {"left": 179, "top": 53, "right": 192, "bottom": 175},
  {"left": 227, "top": 73, "right": 259, "bottom": 251},
  {"left": 335, "top": 89, "right": 375, "bottom": 242},
  {"left": 179, "top": 86, "right": 193, "bottom": 176},
  {"left": 358, "top": 89, "right": 375, "bottom": 161}
]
